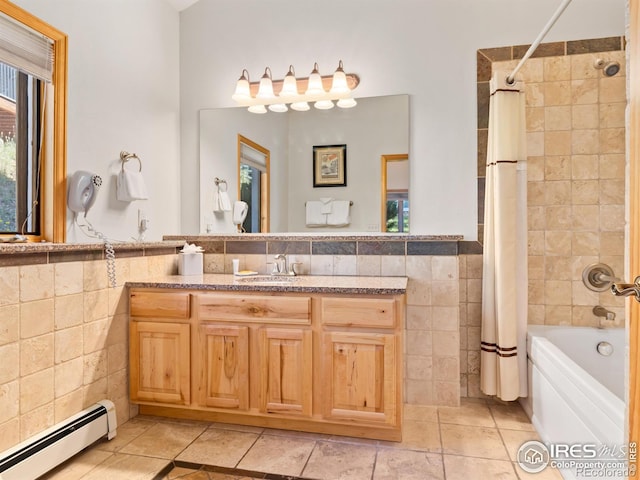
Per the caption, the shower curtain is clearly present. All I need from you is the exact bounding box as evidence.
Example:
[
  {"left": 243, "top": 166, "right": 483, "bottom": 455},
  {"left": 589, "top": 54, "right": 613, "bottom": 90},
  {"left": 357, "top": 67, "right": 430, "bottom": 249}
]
[{"left": 481, "top": 70, "right": 528, "bottom": 401}]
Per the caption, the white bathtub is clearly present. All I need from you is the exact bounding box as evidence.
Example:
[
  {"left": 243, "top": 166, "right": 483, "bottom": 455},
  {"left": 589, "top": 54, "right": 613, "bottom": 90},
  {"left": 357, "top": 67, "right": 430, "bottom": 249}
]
[{"left": 523, "top": 325, "right": 626, "bottom": 479}]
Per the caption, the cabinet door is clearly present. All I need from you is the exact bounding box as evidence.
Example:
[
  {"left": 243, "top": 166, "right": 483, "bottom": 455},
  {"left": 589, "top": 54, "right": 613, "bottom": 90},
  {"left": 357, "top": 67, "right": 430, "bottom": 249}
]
[
  {"left": 322, "top": 331, "right": 397, "bottom": 426},
  {"left": 259, "top": 328, "right": 312, "bottom": 416},
  {"left": 196, "top": 324, "right": 249, "bottom": 410},
  {"left": 130, "top": 321, "right": 191, "bottom": 405}
]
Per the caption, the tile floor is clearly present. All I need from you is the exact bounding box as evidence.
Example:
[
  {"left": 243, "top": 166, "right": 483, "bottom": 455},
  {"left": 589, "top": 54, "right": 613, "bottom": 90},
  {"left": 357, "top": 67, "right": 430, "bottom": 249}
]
[{"left": 40, "top": 399, "right": 564, "bottom": 480}]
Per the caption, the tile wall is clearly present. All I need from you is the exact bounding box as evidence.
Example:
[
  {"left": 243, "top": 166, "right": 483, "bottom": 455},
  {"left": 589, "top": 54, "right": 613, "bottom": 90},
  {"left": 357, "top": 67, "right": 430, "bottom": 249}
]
[
  {"left": 466, "top": 37, "right": 627, "bottom": 398},
  {"left": 0, "top": 247, "right": 178, "bottom": 452}
]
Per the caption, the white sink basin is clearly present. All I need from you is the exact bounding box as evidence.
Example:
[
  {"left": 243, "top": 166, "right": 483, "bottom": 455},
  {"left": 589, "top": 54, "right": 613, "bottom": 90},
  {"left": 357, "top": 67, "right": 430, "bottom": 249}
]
[{"left": 236, "top": 275, "right": 298, "bottom": 285}]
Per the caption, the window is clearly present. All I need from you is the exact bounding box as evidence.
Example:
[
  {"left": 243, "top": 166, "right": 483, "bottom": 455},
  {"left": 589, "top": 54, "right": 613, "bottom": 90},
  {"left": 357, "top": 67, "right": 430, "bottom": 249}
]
[
  {"left": 0, "top": 2, "right": 68, "bottom": 242},
  {"left": 237, "top": 135, "right": 270, "bottom": 233},
  {"left": 0, "top": 63, "right": 43, "bottom": 235},
  {"left": 381, "top": 154, "right": 409, "bottom": 233}
]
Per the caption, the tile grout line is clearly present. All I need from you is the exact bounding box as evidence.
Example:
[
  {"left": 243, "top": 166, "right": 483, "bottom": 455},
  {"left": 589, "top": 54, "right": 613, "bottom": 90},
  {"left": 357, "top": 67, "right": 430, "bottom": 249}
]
[
  {"left": 232, "top": 430, "right": 264, "bottom": 469},
  {"left": 488, "top": 400, "right": 521, "bottom": 479},
  {"left": 298, "top": 440, "right": 319, "bottom": 479},
  {"left": 436, "top": 405, "right": 448, "bottom": 480}
]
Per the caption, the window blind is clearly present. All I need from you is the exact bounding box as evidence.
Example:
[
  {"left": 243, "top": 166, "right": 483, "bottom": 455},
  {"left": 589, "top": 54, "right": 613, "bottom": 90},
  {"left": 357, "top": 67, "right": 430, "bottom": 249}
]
[
  {"left": 0, "top": 13, "right": 53, "bottom": 82},
  {"left": 240, "top": 143, "right": 267, "bottom": 171}
]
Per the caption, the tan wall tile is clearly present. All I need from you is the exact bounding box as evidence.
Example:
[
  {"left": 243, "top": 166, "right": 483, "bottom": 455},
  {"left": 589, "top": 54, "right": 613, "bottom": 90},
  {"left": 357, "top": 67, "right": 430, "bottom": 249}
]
[
  {"left": 527, "top": 156, "right": 544, "bottom": 181},
  {"left": 544, "top": 231, "right": 572, "bottom": 256},
  {"left": 528, "top": 280, "right": 544, "bottom": 304},
  {"left": 572, "top": 180, "right": 599, "bottom": 205},
  {"left": 435, "top": 381, "right": 459, "bottom": 406},
  {"left": 599, "top": 154, "right": 625, "bottom": 179},
  {"left": 528, "top": 305, "right": 545, "bottom": 325},
  {"left": 572, "top": 129, "right": 600, "bottom": 154},
  {"left": 572, "top": 205, "right": 600, "bottom": 231},
  {"left": 571, "top": 155, "right": 599, "bottom": 179},
  {"left": 572, "top": 256, "right": 600, "bottom": 280},
  {"left": 600, "top": 205, "right": 625, "bottom": 231},
  {"left": 406, "top": 305, "right": 432, "bottom": 330},
  {"left": 528, "top": 255, "right": 544, "bottom": 280},
  {"left": 83, "top": 377, "right": 108, "bottom": 408},
  {"left": 519, "top": 57, "right": 544, "bottom": 83},
  {"left": 84, "top": 349, "right": 108, "bottom": 385},
  {"left": 544, "top": 180, "right": 571, "bottom": 205},
  {"left": 544, "top": 131, "right": 571, "bottom": 156},
  {"left": 432, "top": 306, "right": 459, "bottom": 331},
  {"left": 544, "top": 56, "right": 571, "bottom": 81},
  {"left": 544, "top": 81, "right": 571, "bottom": 105},
  {"left": 528, "top": 206, "right": 545, "bottom": 230},
  {"left": 107, "top": 314, "right": 129, "bottom": 347},
  {"left": 544, "top": 156, "right": 571, "bottom": 180},
  {"left": 0, "top": 305, "right": 19, "bottom": 346},
  {"left": 406, "top": 330, "right": 432, "bottom": 356},
  {"left": 525, "top": 83, "right": 544, "bottom": 107},
  {"left": 0, "top": 381, "right": 19, "bottom": 424},
  {"left": 0, "top": 266, "right": 19, "bottom": 306},
  {"left": 128, "top": 257, "right": 150, "bottom": 281},
  {"left": 526, "top": 107, "right": 545, "bottom": 132},
  {"left": 83, "top": 260, "right": 108, "bottom": 292},
  {"left": 107, "top": 369, "right": 128, "bottom": 401},
  {"left": 572, "top": 280, "right": 599, "bottom": 306},
  {"left": 20, "top": 299, "right": 54, "bottom": 339},
  {"left": 19, "top": 264, "right": 54, "bottom": 302},
  {"left": 599, "top": 102, "right": 625, "bottom": 129},
  {"left": 431, "top": 281, "right": 459, "bottom": 306},
  {"left": 54, "top": 357, "right": 83, "bottom": 398},
  {"left": 83, "top": 318, "right": 110, "bottom": 354},
  {"left": 600, "top": 179, "right": 625, "bottom": 205},
  {"left": 309, "top": 255, "right": 333, "bottom": 275},
  {"left": 0, "top": 418, "right": 19, "bottom": 451},
  {"left": 544, "top": 106, "right": 571, "bottom": 131},
  {"left": 571, "top": 79, "right": 598, "bottom": 104},
  {"left": 572, "top": 231, "right": 600, "bottom": 255},
  {"left": 432, "top": 331, "right": 459, "bottom": 357},
  {"left": 406, "top": 355, "right": 432, "bottom": 380},
  {"left": 0, "top": 343, "right": 19, "bottom": 384},
  {"left": 572, "top": 104, "right": 599, "bottom": 130},
  {"left": 381, "top": 255, "right": 406, "bottom": 276},
  {"left": 108, "top": 287, "right": 128, "bottom": 317},
  {"left": 544, "top": 305, "right": 572, "bottom": 325},
  {"left": 528, "top": 230, "right": 545, "bottom": 255},
  {"left": 54, "top": 389, "right": 84, "bottom": 424},
  {"left": 406, "top": 278, "right": 431, "bottom": 306},
  {"left": 54, "top": 262, "right": 83, "bottom": 296},
  {"left": 599, "top": 77, "right": 626, "bottom": 103},
  {"left": 467, "top": 303, "right": 482, "bottom": 327},
  {"left": 54, "top": 326, "right": 83, "bottom": 364},
  {"left": 600, "top": 128, "right": 625, "bottom": 154},
  {"left": 54, "top": 293, "right": 84, "bottom": 330},
  {"left": 432, "top": 257, "right": 458, "bottom": 281},
  {"left": 600, "top": 232, "right": 624, "bottom": 256},
  {"left": 526, "top": 132, "right": 545, "bottom": 156},
  {"left": 20, "top": 368, "right": 54, "bottom": 413},
  {"left": 544, "top": 256, "right": 573, "bottom": 280},
  {"left": 108, "top": 342, "right": 127, "bottom": 374},
  {"left": 20, "top": 334, "right": 54, "bottom": 376},
  {"left": 20, "top": 403, "right": 53, "bottom": 441},
  {"left": 203, "top": 253, "right": 225, "bottom": 273},
  {"left": 545, "top": 205, "right": 572, "bottom": 229},
  {"left": 527, "top": 181, "right": 545, "bottom": 206},
  {"left": 332, "top": 255, "right": 356, "bottom": 276},
  {"left": 467, "top": 279, "right": 482, "bottom": 304},
  {"left": 84, "top": 289, "right": 109, "bottom": 323},
  {"left": 405, "top": 379, "right": 433, "bottom": 405},
  {"left": 571, "top": 53, "right": 599, "bottom": 80}
]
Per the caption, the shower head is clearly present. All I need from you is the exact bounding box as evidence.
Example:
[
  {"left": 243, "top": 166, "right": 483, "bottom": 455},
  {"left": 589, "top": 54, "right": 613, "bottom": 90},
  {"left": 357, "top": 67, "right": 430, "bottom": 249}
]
[{"left": 594, "top": 58, "right": 621, "bottom": 77}]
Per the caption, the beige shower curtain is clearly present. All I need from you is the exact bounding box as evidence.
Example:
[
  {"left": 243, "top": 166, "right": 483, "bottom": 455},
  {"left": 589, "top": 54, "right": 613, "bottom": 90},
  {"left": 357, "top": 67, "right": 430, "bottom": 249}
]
[{"left": 481, "top": 70, "right": 528, "bottom": 401}]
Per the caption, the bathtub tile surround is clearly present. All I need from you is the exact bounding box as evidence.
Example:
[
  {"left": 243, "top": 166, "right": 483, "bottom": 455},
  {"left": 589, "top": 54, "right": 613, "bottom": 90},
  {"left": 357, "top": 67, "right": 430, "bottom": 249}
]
[{"left": 0, "top": 243, "right": 181, "bottom": 453}]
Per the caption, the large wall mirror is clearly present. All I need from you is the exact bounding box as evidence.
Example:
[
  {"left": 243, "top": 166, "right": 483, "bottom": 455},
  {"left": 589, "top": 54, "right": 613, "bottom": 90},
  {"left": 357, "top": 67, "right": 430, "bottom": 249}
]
[{"left": 199, "top": 94, "right": 409, "bottom": 233}]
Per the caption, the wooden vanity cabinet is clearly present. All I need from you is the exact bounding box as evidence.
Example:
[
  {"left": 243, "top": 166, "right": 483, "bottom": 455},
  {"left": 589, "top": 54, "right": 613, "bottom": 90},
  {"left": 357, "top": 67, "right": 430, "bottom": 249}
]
[
  {"left": 129, "top": 288, "right": 404, "bottom": 441},
  {"left": 129, "top": 291, "right": 191, "bottom": 406}
]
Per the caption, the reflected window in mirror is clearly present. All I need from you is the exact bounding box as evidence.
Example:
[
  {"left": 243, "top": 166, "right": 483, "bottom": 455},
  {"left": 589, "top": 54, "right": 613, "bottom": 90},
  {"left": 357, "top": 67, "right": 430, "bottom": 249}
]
[
  {"left": 0, "top": 2, "right": 67, "bottom": 242},
  {"left": 238, "top": 134, "right": 269, "bottom": 232},
  {"left": 381, "top": 154, "right": 409, "bottom": 233}
]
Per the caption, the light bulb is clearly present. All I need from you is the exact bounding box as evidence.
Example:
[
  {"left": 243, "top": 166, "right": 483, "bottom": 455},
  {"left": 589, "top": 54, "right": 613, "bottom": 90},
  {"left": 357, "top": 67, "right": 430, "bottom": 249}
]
[
  {"left": 330, "top": 60, "right": 350, "bottom": 95},
  {"left": 231, "top": 69, "right": 251, "bottom": 102},
  {"left": 279, "top": 65, "right": 299, "bottom": 98},
  {"left": 305, "top": 62, "right": 325, "bottom": 96},
  {"left": 314, "top": 100, "right": 334, "bottom": 110},
  {"left": 290, "top": 102, "right": 310, "bottom": 111},
  {"left": 337, "top": 98, "right": 357, "bottom": 108},
  {"left": 268, "top": 103, "right": 288, "bottom": 113},
  {"left": 256, "top": 67, "right": 275, "bottom": 99},
  {"left": 248, "top": 104, "right": 267, "bottom": 114}
]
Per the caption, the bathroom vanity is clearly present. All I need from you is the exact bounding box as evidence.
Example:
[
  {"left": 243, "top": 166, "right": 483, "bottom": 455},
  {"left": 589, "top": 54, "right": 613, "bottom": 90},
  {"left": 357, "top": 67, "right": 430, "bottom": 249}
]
[{"left": 127, "top": 274, "right": 406, "bottom": 441}]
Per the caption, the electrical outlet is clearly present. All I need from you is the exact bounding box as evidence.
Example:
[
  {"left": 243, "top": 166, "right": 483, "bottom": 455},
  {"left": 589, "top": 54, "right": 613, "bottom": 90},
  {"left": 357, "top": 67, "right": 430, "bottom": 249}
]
[{"left": 366, "top": 223, "right": 379, "bottom": 231}]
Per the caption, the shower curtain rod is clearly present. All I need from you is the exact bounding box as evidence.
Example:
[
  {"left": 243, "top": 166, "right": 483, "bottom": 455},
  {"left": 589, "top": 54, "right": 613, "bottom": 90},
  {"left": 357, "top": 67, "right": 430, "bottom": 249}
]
[{"left": 506, "top": 0, "right": 573, "bottom": 84}]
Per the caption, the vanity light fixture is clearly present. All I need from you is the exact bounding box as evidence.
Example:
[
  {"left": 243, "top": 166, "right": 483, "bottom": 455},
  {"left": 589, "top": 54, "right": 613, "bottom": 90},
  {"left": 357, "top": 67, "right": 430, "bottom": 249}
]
[{"left": 232, "top": 61, "right": 359, "bottom": 113}]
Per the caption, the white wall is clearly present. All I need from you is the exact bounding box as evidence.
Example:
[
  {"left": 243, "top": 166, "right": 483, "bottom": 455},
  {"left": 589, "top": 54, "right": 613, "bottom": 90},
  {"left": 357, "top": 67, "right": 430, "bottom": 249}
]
[
  {"left": 14, "top": 0, "right": 181, "bottom": 242},
  {"left": 179, "top": 0, "right": 625, "bottom": 239}
]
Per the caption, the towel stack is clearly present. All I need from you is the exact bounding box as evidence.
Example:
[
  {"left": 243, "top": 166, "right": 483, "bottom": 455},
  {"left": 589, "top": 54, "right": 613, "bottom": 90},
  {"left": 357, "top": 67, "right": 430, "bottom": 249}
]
[{"left": 305, "top": 198, "right": 351, "bottom": 227}]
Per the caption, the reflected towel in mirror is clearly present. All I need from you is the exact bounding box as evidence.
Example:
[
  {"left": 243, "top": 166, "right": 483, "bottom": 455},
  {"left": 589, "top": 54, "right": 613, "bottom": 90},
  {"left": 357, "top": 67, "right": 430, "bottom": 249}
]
[
  {"left": 116, "top": 169, "right": 148, "bottom": 201},
  {"left": 327, "top": 200, "right": 351, "bottom": 226}
]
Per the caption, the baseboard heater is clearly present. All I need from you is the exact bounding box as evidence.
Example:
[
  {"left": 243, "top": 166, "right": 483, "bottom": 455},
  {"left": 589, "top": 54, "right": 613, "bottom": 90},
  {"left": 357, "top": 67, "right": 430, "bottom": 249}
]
[{"left": 0, "top": 400, "right": 117, "bottom": 480}]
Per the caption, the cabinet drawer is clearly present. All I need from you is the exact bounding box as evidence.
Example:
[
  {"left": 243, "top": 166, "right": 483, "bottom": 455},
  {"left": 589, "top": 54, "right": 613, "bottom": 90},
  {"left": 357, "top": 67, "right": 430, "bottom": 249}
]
[
  {"left": 130, "top": 291, "right": 190, "bottom": 319},
  {"left": 197, "top": 294, "right": 311, "bottom": 324},
  {"left": 320, "top": 297, "right": 396, "bottom": 328}
]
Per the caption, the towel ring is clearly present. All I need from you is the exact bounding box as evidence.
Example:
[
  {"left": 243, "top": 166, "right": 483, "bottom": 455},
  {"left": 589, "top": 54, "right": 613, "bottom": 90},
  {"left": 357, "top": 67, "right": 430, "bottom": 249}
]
[
  {"left": 120, "top": 151, "right": 142, "bottom": 172},
  {"left": 214, "top": 177, "right": 228, "bottom": 192}
]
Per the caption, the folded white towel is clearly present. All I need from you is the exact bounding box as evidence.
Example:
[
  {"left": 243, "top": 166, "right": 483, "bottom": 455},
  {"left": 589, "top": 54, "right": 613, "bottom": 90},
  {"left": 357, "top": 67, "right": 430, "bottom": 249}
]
[
  {"left": 319, "top": 197, "right": 333, "bottom": 214},
  {"left": 214, "top": 190, "right": 232, "bottom": 212},
  {"left": 116, "top": 169, "right": 148, "bottom": 202},
  {"left": 306, "top": 201, "right": 327, "bottom": 227},
  {"left": 327, "top": 200, "right": 351, "bottom": 226}
]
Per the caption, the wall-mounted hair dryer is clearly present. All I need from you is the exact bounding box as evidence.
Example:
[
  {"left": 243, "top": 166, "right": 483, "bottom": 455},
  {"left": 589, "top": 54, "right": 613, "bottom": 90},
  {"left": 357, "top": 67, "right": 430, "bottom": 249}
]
[{"left": 67, "top": 170, "right": 102, "bottom": 215}]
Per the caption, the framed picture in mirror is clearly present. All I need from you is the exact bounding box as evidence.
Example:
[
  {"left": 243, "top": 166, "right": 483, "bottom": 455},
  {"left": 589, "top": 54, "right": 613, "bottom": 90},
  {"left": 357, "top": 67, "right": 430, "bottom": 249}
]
[{"left": 313, "top": 144, "right": 347, "bottom": 187}]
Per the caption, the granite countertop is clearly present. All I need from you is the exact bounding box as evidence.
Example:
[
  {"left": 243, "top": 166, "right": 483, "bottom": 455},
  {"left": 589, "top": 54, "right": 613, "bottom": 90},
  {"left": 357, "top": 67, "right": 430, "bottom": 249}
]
[
  {"left": 126, "top": 274, "right": 408, "bottom": 295},
  {"left": 0, "top": 240, "right": 184, "bottom": 254}
]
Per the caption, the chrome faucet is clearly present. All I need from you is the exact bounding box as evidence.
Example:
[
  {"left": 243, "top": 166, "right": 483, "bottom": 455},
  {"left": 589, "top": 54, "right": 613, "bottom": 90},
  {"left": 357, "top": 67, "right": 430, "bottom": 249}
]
[
  {"left": 593, "top": 305, "right": 616, "bottom": 325},
  {"left": 270, "top": 254, "right": 300, "bottom": 276}
]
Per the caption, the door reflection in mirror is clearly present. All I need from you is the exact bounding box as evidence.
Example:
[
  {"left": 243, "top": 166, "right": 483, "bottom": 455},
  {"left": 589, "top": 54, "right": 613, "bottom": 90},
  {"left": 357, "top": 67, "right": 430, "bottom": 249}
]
[
  {"left": 238, "top": 135, "right": 269, "bottom": 232},
  {"left": 381, "top": 154, "right": 409, "bottom": 233}
]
